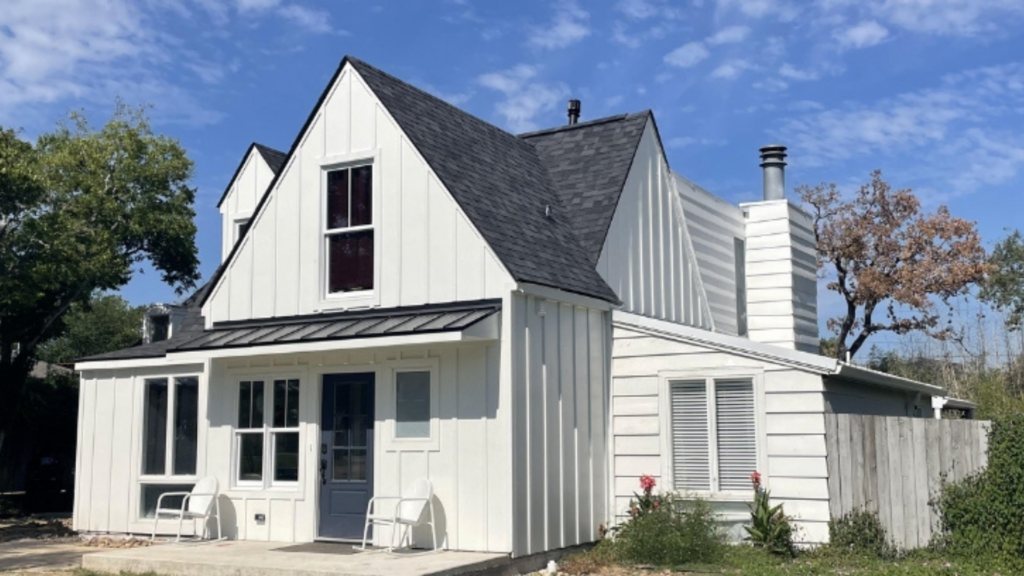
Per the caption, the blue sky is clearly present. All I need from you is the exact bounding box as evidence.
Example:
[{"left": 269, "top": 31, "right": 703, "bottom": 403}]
[{"left": 2, "top": 0, "right": 1024, "bottom": 326}]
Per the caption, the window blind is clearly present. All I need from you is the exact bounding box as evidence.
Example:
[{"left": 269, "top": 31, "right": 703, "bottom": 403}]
[
  {"left": 715, "top": 379, "right": 756, "bottom": 490},
  {"left": 671, "top": 381, "right": 711, "bottom": 491}
]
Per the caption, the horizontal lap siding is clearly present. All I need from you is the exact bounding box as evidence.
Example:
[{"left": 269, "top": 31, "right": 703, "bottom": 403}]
[{"left": 609, "top": 328, "right": 830, "bottom": 544}]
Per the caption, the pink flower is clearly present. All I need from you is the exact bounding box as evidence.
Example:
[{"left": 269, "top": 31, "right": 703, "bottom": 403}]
[
  {"left": 751, "top": 471, "right": 762, "bottom": 490},
  {"left": 639, "top": 474, "right": 656, "bottom": 493}
]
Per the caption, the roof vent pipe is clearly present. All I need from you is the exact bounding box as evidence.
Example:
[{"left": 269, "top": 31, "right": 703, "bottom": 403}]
[
  {"left": 759, "top": 144, "right": 787, "bottom": 201},
  {"left": 567, "top": 99, "right": 581, "bottom": 125}
]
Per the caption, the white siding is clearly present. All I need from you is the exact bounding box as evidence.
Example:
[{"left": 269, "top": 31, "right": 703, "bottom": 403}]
[
  {"left": 220, "top": 149, "right": 276, "bottom": 261},
  {"left": 74, "top": 341, "right": 513, "bottom": 553},
  {"left": 609, "top": 325, "right": 831, "bottom": 544},
  {"left": 510, "top": 293, "right": 610, "bottom": 557},
  {"left": 205, "top": 64, "right": 512, "bottom": 324},
  {"left": 596, "top": 119, "right": 713, "bottom": 330},
  {"left": 742, "top": 200, "right": 819, "bottom": 353},
  {"left": 74, "top": 364, "right": 207, "bottom": 536},
  {"left": 675, "top": 174, "right": 746, "bottom": 336}
]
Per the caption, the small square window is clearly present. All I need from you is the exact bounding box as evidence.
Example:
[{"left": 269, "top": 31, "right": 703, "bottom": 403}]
[{"left": 395, "top": 371, "right": 430, "bottom": 439}]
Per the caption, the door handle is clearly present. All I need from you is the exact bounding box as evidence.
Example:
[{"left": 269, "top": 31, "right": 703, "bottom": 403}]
[{"left": 320, "top": 457, "right": 327, "bottom": 485}]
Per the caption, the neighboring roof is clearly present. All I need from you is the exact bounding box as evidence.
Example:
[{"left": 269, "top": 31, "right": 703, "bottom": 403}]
[
  {"left": 348, "top": 57, "right": 619, "bottom": 303},
  {"left": 176, "top": 299, "right": 500, "bottom": 352},
  {"left": 613, "top": 310, "right": 948, "bottom": 397},
  {"left": 78, "top": 279, "right": 215, "bottom": 362},
  {"left": 78, "top": 299, "right": 500, "bottom": 363},
  {"left": 215, "top": 142, "right": 287, "bottom": 209},
  {"left": 521, "top": 112, "right": 650, "bottom": 265}
]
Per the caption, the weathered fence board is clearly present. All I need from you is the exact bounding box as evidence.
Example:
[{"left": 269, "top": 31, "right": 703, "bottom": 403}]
[{"left": 825, "top": 414, "right": 990, "bottom": 549}]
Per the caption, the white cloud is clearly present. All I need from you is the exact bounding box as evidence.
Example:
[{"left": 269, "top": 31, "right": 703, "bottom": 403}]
[
  {"left": 711, "top": 60, "right": 754, "bottom": 80},
  {"left": 276, "top": 5, "right": 333, "bottom": 34},
  {"left": 664, "top": 41, "right": 710, "bottom": 68},
  {"left": 478, "top": 65, "right": 569, "bottom": 132},
  {"left": 836, "top": 20, "right": 889, "bottom": 49},
  {"left": 707, "top": 25, "right": 751, "bottom": 45},
  {"left": 779, "top": 63, "right": 819, "bottom": 81},
  {"left": 528, "top": 0, "right": 590, "bottom": 50},
  {"left": 717, "top": 0, "right": 797, "bottom": 21},
  {"left": 235, "top": 0, "right": 279, "bottom": 11},
  {"left": 754, "top": 77, "right": 788, "bottom": 92},
  {"left": 870, "top": 0, "right": 1024, "bottom": 36},
  {"left": 612, "top": 22, "right": 641, "bottom": 48},
  {"left": 776, "top": 63, "right": 1024, "bottom": 196},
  {"left": 615, "top": 0, "right": 682, "bottom": 20}
]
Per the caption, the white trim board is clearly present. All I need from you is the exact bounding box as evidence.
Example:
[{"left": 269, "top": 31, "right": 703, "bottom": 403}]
[{"left": 613, "top": 311, "right": 947, "bottom": 397}]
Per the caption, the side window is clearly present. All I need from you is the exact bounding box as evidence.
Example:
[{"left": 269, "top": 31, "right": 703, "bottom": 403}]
[
  {"left": 669, "top": 378, "right": 757, "bottom": 494},
  {"left": 395, "top": 371, "right": 430, "bottom": 439},
  {"left": 142, "top": 377, "right": 199, "bottom": 477},
  {"left": 325, "top": 165, "right": 374, "bottom": 294}
]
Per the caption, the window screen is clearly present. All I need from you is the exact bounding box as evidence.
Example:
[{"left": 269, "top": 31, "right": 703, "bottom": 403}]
[{"left": 395, "top": 371, "right": 430, "bottom": 438}]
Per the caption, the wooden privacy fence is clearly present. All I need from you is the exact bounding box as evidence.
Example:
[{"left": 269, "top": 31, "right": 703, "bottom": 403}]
[{"left": 824, "top": 414, "right": 991, "bottom": 550}]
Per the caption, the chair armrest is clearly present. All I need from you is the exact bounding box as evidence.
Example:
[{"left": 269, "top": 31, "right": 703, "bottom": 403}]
[
  {"left": 155, "top": 491, "right": 193, "bottom": 515},
  {"left": 364, "top": 495, "right": 403, "bottom": 516}
]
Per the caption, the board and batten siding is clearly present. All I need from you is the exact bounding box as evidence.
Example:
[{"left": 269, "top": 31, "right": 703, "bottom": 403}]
[
  {"left": 595, "top": 119, "right": 713, "bottom": 331},
  {"left": 202, "top": 342, "right": 511, "bottom": 552},
  {"left": 674, "top": 174, "right": 746, "bottom": 336},
  {"left": 610, "top": 325, "right": 831, "bottom": 543},
  {"left": 74, "top": 364, "right": 208, "bottom": 536},
  {"left": 205, "top": 63, "right": 513, "bottom": 325},
  {"left": 510, "top": 293, "right": 611, "bottom": 557},
  {"left": 219, "top": 149, "right": 276, "bottom": 262}
]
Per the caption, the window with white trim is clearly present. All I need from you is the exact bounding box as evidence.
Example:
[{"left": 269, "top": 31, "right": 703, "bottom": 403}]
[
  {"left": 395, "top": 371, "right": 430, "bottom": 439},
  {"left": 324, "top": 165, "right": 373, "bottom": 294},
  {"left": 670, "top": 378, "right": 757, "bottom": 494},
  {"left": 235, "top": 378, "right": 300, "bottom": 487},
  {"left": 142, "top": 377, "right": 199, "bottom": 476}
]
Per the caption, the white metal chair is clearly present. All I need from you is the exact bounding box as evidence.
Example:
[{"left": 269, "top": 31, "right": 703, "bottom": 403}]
[
  {"left": 151, "top": 476, "right": 222, "bottom": 542},
  {"left": 357, "top": 478, "right": 439, "bottom": 553}
]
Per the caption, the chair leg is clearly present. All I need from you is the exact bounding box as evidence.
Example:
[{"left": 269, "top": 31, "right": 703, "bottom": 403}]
[
  {"left": 429, "top": 499, "right": 438, "bottom": 552},
  {"left": 360, "top": 518, "right": 372, "bottom": 550},
  {"left": 152, "top": 515, "right": 159, "bottom": 541},
  {"left": 215, "top": 497, "right": 222, "bottom": 541},
  {"left": 177, "top": 513, "right": 185, "bottom": 543}
]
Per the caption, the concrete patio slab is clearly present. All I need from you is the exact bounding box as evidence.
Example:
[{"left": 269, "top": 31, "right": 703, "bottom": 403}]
[
  {"left": 0, "top": 539, "right": 93, "bottom": 572},
  {"left": 81, "top": 540, "right": 509, "bottom": 576}
]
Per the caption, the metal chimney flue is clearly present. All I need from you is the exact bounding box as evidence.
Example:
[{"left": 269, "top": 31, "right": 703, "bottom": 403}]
[
  {"left": 759, "top": 144, "right": 787, "bottom": 201},
  {"left": 567, "top": 99, "right": 581, "bottom": 125}
]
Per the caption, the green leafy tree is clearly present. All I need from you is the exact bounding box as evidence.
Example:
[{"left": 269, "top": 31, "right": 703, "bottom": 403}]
[
  {"left": 36, "top": 293, "right": 145, "bottom": 364},
  {"left": 0, "top": 104, "right": 199, "bottom": 452},
  {"left": 981, "top": 229, "right": 1024, "bottom": 331}
]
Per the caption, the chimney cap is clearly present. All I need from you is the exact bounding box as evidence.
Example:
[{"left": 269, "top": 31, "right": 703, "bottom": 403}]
[
  {"left": 759, "top": 144, "right": 787, "bottom": 168},
  {"left": 567, "top": 99, "right": 581, "bottom": 125}
]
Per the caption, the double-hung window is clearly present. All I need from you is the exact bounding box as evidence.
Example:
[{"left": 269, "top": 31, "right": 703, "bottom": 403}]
[
  {"left": 140, "top": 376, "right": 199, "bottom": 517},
  {"left": 669, "top": 377, "right": 758, "bottom": 495},
  {"left": 324, "top": 165, "right": 373, "bottom": 295},
  {"left": 235, "top": 378, "right": 300, "bottom": 488}
]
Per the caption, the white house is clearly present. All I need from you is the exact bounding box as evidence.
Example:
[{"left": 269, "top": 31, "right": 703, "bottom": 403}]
[{"left": 74, "top": 56, "right": 959, "bottom": 555}]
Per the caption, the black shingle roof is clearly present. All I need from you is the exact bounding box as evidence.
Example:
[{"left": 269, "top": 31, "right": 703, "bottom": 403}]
[
  {"left": 215, "top": 142, "right": 287, "bottom": 209},
  {"left": 348, "top": 58, "right": 619, "bottom": 303},
  {"left": 254, "top": 143, "right": 287, "bottom": 175},
  {"left": 521, "top": 112, "right": 650, "bottom": 265}
]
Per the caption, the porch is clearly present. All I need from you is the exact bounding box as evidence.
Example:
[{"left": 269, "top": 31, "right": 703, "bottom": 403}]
[{"left": 81, "top": 540, "right": 509, "bottom": 576}]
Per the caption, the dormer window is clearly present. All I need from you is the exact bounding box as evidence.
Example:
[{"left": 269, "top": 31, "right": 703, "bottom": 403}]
[
  {"left": 325, "top": 165, "right": 374, "bottom": 294},
  {"left": 150, "top": 314, "right": 170, "bottom": 342},
  {"left": 235, "top": 218, "right": 251, "bottom": 244}
]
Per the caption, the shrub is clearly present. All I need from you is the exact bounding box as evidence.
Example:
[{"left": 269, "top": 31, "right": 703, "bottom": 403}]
[
  {"left": 744, "top": 471, "right": 795, "bottom": 556},
  {"left": 612, "top": 476, "right": 724, "bottom": 568},
  {"left": 933, "top": 414, "right": 1024, "bottom": 571},
  {"left": 828, "top": 508, "right": 894, "bottom": 558}
]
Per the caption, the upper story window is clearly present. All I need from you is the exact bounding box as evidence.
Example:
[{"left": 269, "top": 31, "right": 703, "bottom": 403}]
[
  {"left": 235, "top": 218, "right": 251, "bottom": 245},
  {"left": 325, "top": 165, "right": 373, "bottom": 294}
]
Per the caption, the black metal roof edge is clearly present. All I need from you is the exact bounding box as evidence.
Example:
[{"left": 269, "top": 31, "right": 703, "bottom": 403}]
[
  {"left": 253, "top": 143, "right": 287, "bottom": 172},
  {"left": 200, "top": 57, "right": 354, "bottom": 309},
  {"left": 214, "top": 143, "right": 256, "bottom": 209},
  {"left": 209, "top": 298, "right": 503, "bottom": 330},
  {"left": 517, "top": 112, "right": 635, "bottom": 139}
]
